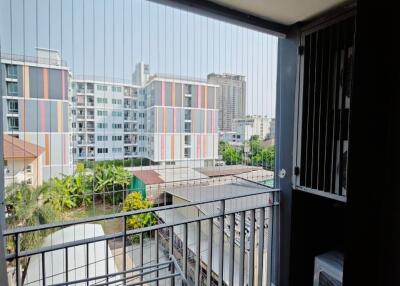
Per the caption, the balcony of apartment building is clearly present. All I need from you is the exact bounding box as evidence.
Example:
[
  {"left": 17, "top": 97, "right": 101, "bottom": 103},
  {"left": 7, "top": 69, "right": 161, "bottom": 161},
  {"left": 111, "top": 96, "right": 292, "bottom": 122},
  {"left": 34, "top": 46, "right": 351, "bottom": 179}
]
[
  {"left": 87, "top": 110, "right": 95, "bottom": 120},
  {"left": 1, "top": 2, "right": 398, "bottom": 286},
  {"left": 86, "top": 95, "right": 95, "bottom": 107},
  {"left": 86, "top": 83, "right": 95, "bottom": 94},
  {"left": 87, "top": 135, "right": 95, "bottom": 145},
  {"left": 124, "top": 99, "right": 134, "bottom": 109},
  {"left": 76, "top": 122, "right": 85, "bottom": 132},
  {"left": 76, "top": 83, "right": 85, "bottom": 94},
  {"left": 76, "top": 109, "right": 85, "bottom": 120},
  {"left": 124, "top": 123, "right": 137, "bottom": 133},
  {"left": 87, "top": 147, "right": 95, "bottom": 158},
  {"left": 76, "top": 95, "right": 85, "bottom": 106},
  {"left": 86, "top": 122, "right": 95, "bottom": 132}
]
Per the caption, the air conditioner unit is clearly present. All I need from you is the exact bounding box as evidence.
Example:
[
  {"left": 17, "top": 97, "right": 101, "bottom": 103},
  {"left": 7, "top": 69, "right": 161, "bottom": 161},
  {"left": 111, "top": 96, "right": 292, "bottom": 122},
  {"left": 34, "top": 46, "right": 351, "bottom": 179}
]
[{"left": 313, "top": 251, "right": 343, "bottom": 286}]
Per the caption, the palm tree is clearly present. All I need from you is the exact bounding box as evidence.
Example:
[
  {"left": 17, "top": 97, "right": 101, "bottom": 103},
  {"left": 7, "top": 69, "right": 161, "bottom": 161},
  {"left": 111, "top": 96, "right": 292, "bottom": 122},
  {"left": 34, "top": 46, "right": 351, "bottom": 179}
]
[{"left": 5, "top": 183, "right": 61, "bottom": 283}]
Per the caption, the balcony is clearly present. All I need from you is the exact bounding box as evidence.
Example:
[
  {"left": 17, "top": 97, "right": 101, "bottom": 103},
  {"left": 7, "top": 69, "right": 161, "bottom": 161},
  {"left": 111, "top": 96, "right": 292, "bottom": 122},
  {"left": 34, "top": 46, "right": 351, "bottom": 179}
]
[{"left": 2, "top": 187, "right": 278, "bottom": 286}]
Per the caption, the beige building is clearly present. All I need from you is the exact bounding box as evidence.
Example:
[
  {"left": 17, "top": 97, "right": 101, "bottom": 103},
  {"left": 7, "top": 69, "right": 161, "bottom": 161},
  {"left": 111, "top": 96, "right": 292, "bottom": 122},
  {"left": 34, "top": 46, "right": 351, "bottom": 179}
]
[{"left": 3, "top": 134, "right": 44, "bottom": 187}]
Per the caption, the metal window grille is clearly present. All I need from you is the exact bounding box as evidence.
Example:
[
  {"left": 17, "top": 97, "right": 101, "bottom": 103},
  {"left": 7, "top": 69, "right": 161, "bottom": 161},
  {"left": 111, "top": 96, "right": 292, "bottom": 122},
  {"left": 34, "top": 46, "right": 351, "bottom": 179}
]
[{"left": 294, "top": 12, "right": 356, "bottom": 202}]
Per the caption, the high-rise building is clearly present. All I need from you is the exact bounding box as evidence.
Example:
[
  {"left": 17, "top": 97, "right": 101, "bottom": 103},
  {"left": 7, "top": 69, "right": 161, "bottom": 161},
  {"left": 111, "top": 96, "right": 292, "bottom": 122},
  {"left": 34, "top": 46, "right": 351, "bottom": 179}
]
[
  {"left": 72, "top": 66, "right": 220, "bottom": 167},
  {"left": 207, "top": 73, "right": 246, "bottom": 131},
  {"left": 1, "top": 50, "right": 72, "bottom": 181}
]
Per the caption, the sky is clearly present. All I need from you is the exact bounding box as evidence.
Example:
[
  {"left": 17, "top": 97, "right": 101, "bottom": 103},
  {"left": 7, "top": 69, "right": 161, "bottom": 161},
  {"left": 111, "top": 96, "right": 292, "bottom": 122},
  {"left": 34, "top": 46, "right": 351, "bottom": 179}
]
[{"left": 0, "top": 0, "right": 278, "bottom": 118}]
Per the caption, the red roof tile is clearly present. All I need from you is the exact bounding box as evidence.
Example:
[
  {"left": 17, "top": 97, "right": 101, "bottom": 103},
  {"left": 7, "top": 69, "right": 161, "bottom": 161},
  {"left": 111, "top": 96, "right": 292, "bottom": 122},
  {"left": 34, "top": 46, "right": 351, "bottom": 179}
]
[{"left": 3, "top": 134, "right": 44, "bottom": 159}]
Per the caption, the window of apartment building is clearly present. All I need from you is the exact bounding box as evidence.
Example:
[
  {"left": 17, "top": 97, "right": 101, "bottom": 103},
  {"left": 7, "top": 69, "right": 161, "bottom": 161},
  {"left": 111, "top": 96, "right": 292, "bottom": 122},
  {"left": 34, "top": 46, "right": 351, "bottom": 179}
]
[
  {"left": 184, "top": 122, "right": 191, "bottom": 133},
  {"left": 184, "top": 147, "right": 191, "bottom": 158},
  {"left": 184, "top": 96, "right": 192, "bottom": 108},
  {"left": 112, "top": 136, "right": 122, "bottom": 141},
  {"left": 184, "top": 110, "right": 191, "bottom": 120},
  {"left": 7, "top": 82, "right": 18, "bottom": 96},
  {"left": 6, "top": 64, "right": 18, "bottom": 78},
  {"left": 25, "top": 165, "right": 32, "bottom": 173},
  {"left": 139, "top": 124, "right": 144, "bottom": 129},
  {"left": 184, "top": 135, "right": 191, "bottom": 145},
  {"left": 112, "top": 124, "right": 122, "bottom": 129},
  {"left": 97, "top": 110, "right": 108, "bottom": 116},
  {"left": 112, "top": 147, "right": 122, "bottom": 153},
  {"left": 7, "top": 117, "right": 19, "bottom": 130},
  {"left": 112, "top": 99, "right": 122, "bottom": 105},
  {"left": 112, "top": 111, "right": 122, "bottom": 117},
  {"left": 97, "top": 148, "right": 108, "bottom": 154},
  {"left": 112, "top": 86, "right": 122, "bottom": 93},
  {"left": 97, "top": 135, "right": 108, "bottom": 141},
  {"left": 97, "top": 98, "right": 108, "bottom": 104},
  {"left": 7, "top": 99, "right": 18, "bottom": 114},
  {"left": 97, "top": 123, "right": 107, "bottom": 128},
  {"left": 97, "top": 84, "right": 108, "bottom": 91}
]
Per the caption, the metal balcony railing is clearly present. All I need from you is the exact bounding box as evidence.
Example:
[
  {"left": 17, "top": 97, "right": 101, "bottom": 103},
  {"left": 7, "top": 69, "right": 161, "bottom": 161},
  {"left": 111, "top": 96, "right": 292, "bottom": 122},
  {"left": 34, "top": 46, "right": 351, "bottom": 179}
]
[{"left": 2, "top": 186, "right": 279, "bottom": 286}]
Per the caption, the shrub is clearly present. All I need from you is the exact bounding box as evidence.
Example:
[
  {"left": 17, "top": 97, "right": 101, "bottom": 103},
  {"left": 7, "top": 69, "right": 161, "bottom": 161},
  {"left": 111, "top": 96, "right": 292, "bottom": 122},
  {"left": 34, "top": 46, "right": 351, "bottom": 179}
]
[{"left": 122, "top": 192, "right": 157, "bottom": 242}]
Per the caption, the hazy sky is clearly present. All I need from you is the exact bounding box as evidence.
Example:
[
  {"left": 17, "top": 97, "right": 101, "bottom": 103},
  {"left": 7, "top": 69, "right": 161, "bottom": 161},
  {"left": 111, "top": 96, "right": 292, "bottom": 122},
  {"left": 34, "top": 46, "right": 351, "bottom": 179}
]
[{"left": 0, "top": 0, "right": 278, "bottom": 117}]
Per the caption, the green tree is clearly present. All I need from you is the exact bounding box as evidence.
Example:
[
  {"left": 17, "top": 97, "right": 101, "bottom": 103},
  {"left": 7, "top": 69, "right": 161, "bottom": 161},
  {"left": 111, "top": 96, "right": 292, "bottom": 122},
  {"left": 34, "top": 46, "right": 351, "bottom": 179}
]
[
  {"left": 222, "top": 144, "right": 242, "bottom": 165},
  {"left": 5, "top": 183, "right": 62, "bottom": 283},
  {"left": 94, "top": 164, "right": 131, "bottom": 204}
]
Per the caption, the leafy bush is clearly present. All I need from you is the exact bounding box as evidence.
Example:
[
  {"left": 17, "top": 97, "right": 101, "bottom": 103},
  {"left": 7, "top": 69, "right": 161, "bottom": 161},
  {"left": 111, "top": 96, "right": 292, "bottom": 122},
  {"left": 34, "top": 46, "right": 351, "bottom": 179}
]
[{"left": 122, "top": 192, "right": 157, "bottom": 242}]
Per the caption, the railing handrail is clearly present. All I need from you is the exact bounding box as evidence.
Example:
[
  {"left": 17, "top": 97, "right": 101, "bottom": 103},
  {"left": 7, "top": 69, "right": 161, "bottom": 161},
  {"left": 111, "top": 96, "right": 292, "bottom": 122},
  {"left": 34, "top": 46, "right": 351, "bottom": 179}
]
[{"left": 3, "top": 186, "right": 279, "bottom": 236}]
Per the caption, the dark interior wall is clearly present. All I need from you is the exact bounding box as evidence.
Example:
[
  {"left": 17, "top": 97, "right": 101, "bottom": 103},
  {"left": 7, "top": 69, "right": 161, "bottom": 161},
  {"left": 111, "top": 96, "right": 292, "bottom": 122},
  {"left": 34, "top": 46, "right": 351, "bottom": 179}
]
[
  {"left": 290, "top": 191, "right": 346, "bottom": 285},
  {"left": 345, "top": 1, "right": 400, "bottom": 285}
]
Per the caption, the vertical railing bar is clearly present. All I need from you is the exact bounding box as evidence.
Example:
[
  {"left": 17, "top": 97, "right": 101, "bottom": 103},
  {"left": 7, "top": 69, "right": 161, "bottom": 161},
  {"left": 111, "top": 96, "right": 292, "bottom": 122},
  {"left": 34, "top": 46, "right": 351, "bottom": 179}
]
[
  {"left": 330, "top": 23, "right": 342, "bottom": 193},
  {"left": 155, "top": 229, "right": 159, "bottom": 286},
  {"left": 248, "top": 209, "right": 255, "bottom": 286},
  {"left": 257, "top": 208, "right": 265, "bottom": 286},
  {"left": 15, "top": 233, "right": 20, "bottom": 286},
  {"left": 316, "top": 28, "right": 326, "bottom": 190},
  {"left": 303, "top": 34, "right": 313, "bottom": 187},
  {"left": 322, "top": 26, "right": 334, "bottom": 192},
  {"left": 228, "top": 214, "right": 235, "bottom": 286},
  {"left": 169, "top": 226, "right": 174, "bottom": 286},
  {"left": 86, "top": 242, "right": 89, "bottom": 286},
  {"left": 42, "top": 252, "right": 46, "bottom": 286},
  {"left": 218, "top": 200, "right": 225, "bottom": 286},
  {"left": 140, "top": 232, "right": 144, "bottom": 281},
  {"left": 65, "top": 247, "right": 68, "bottom": 283},
  {"left": 207, "top": 218, "right": 213, "bottom": 286},
  {"left": 195, "top": 221, "right": 201, "bottom": 286},
  {"left": 123, "top": 216, "right": 127, "bottom": 281},
  {"left": 239, "top": 211, "right": 245, "bottom": 286},
  {"left": 266, "top": 196, "right": 274, "bottom": 286},
  {"left": 310, "top": 31, "right": 320, "bottom": 189},
  {"left": 183, "top": 223, "right": 188, "bottom": 279},
  {"left": 105, "top": 239, "right": 109, "bottom": 284}
]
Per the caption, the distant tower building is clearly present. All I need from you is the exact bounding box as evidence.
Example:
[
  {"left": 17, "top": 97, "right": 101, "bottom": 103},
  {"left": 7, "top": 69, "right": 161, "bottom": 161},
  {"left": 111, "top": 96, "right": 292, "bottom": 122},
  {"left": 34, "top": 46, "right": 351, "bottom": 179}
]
[
  {"left": 132, "top": 62, "right": 150, "bottom": 86},
  {"left": 1, "top": 49, "right": 72, "bottom": 181},
  {"left": 207, "top": 73, "right": 246, "bottom": 131}
]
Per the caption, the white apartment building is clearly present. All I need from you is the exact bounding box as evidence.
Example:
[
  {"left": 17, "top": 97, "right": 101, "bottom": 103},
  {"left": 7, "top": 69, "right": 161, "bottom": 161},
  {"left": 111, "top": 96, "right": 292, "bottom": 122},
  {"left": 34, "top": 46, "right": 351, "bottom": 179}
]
[
  {"left": 232, "top": 115, "right": 275, "bottom": 142},
  {"left": 72, "top": 64, "right": 220, "bottom": 167},
  {"left": 71, "top": 78, "right": 141, "bottom": 161}
]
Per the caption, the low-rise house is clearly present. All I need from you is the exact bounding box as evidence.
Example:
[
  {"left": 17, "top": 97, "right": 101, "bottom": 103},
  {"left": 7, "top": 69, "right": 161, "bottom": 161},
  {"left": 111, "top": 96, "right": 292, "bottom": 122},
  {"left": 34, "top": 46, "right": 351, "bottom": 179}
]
[{"left": 3, "top": 134, "right": 44, "bottom": 187}]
